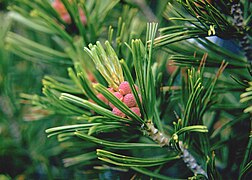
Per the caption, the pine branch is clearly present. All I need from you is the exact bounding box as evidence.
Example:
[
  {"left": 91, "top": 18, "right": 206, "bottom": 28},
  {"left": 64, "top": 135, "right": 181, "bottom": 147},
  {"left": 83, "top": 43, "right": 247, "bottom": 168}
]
[
  {"left": 230, "top": 1, "right": 252, "bottom": 61},
  {"left": 42, "top": 33, "right": 213, "bottom": 178},
  {"left": 84, "top": 41, "right": 124, "bottom": 90},
  {"left": 3, "top": 1, "right": 251, "bottom": 179},
  {"left": 5, "top": 32, "right": 72, "bottom": 65},
  {"left": 155, "top": 0, "right": 251, "bottom": 69},
  {"left": 143, "top": 121, "right": 209, "bottom": 177},
  {"left": 63, "top": 151, "right": 97, "bottom": 167},
  {"left": 96, "top": 149, "right": 180, "bottom": 167}
]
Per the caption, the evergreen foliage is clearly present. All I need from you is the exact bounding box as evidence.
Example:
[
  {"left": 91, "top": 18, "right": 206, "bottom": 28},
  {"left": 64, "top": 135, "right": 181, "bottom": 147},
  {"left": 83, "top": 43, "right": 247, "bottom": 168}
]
[{"left": 1, "top": 0, "right": 251, "bottom": 179}]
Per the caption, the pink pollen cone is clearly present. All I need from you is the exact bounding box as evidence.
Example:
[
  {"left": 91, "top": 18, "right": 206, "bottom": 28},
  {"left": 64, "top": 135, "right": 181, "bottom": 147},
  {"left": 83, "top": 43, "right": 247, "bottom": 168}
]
[
  {"left": 112, "top": 107, "right": 126, "bottom": 118},
  {"left": 52, "top": 0, "right": 68, "bottom": 17},
  {"left": 123, "top": 93, "right": 136, "bottom": 107},
  {"left": 79, "top": 9, "right": 87, "bottom": 25},
  {"left": 130, "top": 107, "right": 141, "bottom": 117},
  {"left": 134, "top": 85, "right": 139, "bottom": 92},
  {"left": 109, "top": 92, "right": 123, "bottom": 108},
  {"left": 62, "top": 13, "right": 71, "bottom": 24},
  {"left": 97, "top": 93, "right": 108, "bottom": 105},
  {"left": 118, "top": 81, "right": 131, "bottom": 95},
  {"left": 107, "top": 88, "right": 115, "bottom": 93}
]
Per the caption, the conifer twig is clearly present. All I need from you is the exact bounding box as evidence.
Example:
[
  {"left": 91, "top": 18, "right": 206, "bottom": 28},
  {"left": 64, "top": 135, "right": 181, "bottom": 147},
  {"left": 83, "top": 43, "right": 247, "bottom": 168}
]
[
  {"left": 230, "top": 2, "right": 252, "bottom": 61},
  {"left": 145, "top": 121, "right": 208, "bottom": 178},
  {"left": 179, "top": 142, "right": 208, "bottom": 178}
]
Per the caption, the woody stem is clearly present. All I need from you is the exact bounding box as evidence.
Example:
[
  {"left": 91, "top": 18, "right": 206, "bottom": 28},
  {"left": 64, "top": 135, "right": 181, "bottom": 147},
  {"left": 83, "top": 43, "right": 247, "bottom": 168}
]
[
  {"left": 231, "top": 2, "right": 252, "bottom": 62},
  {"left": 145, "top": 122, "right": 208, "bottom": 178}
]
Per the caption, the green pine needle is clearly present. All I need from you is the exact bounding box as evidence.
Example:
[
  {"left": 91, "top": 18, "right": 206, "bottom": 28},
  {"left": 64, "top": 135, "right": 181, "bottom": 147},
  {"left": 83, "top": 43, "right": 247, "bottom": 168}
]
[{"left": 76, "top": 132, "right": 161, "bottom": 149}]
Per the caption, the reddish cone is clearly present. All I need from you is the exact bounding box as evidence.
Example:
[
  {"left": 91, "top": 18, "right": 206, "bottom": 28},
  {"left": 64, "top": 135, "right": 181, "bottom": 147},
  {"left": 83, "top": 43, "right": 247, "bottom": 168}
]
[
  {"left": 97, "top": 93, "right": 108, "bottom": 105},
  {"left": 112, "top": 107, "right": 126, "bottom": 118},
  {"left": 118, "top": 81, "right": 131, "bottom": 95},
  {"left": 123, "top": 93, "right": 136, "bottom": 107},
  {"left": 130, "top": 107, "right": 141, "bottom": 117},
  {"left": 109, "top": 92, "right": 124, "bottom": 108}
]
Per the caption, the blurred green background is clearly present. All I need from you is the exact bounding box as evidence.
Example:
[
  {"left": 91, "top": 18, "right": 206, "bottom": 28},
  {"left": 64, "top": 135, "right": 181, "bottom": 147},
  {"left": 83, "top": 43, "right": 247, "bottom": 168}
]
[
  {"left": 0, "top": 2, "right": 72, "bottom": 179},
  {"left": 0, "top": 0, "right": 251, "bottom": 179}
]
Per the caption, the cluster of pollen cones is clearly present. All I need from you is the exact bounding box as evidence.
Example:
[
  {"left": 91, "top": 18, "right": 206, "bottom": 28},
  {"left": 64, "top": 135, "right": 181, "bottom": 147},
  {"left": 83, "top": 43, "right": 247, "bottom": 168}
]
[{"left": 97, "top": 81, "right": 141, "bottom": 119}]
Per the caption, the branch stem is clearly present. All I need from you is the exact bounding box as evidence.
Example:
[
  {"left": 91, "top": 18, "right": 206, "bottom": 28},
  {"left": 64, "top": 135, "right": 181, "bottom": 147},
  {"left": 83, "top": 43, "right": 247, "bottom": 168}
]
[
  {"left": 231, "top": 2, "right": 252, "bottom": 62},
  {"left": 145, "top": 122, "right": 208, "bottom": 178}
]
